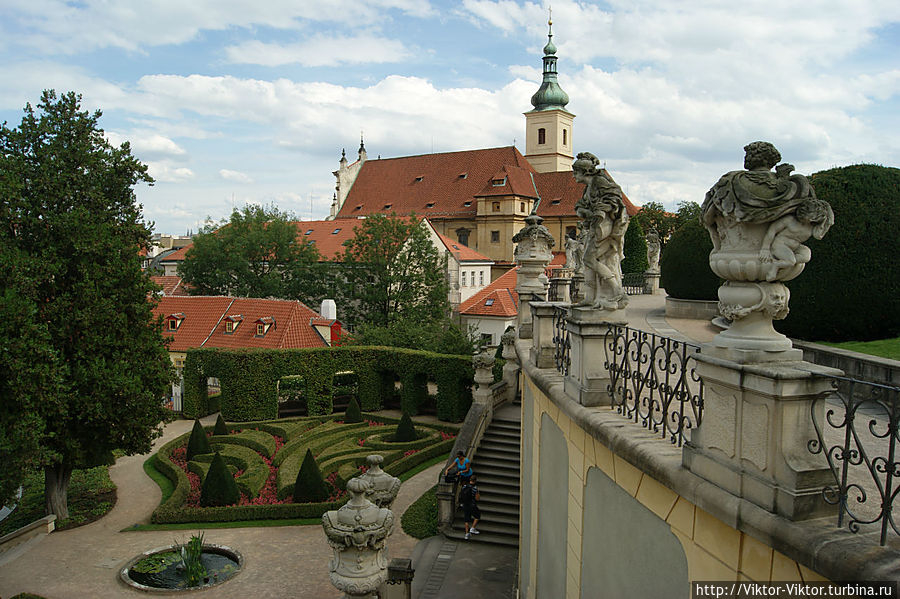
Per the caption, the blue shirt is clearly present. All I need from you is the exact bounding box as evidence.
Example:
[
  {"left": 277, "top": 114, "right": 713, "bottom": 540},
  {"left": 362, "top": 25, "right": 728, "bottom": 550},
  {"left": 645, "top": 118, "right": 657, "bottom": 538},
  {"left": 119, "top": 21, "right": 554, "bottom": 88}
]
[{"left": 453, "top": 457, "right": 472, "bottom": 477}]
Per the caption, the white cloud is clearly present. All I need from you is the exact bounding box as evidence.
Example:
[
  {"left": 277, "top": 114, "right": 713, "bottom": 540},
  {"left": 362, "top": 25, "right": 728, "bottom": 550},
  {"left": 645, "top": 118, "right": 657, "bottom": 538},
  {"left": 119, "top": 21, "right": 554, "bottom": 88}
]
[
  {"left": 148, "top": 163, "right": 194, "bottom": 183},
  {"left": 219, "top": 169, "right": 254, "bottom": 184},
  {"left": 225, "top": 34, "right": 411, "bottom": 67}
]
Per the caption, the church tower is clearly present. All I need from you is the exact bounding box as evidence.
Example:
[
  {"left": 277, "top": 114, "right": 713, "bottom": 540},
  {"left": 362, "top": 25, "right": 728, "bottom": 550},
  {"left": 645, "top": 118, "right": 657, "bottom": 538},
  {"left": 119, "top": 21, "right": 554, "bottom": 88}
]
[{"left": 524, "top": 15, "right": 575, "bottom": 173}]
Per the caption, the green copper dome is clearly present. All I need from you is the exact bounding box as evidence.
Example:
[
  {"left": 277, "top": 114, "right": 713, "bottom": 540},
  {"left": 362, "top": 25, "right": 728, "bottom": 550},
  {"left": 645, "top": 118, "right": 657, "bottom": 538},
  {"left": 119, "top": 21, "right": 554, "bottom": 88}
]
[{"left": 530, "top": 24, "right": 569, "bottom": 111}]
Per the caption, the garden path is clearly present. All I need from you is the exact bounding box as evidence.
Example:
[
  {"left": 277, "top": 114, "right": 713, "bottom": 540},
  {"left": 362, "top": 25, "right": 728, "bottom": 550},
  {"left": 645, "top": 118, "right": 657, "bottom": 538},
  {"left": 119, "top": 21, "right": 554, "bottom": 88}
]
[{"left": 0, "top": 413, "right": 444, "bottom": 599}]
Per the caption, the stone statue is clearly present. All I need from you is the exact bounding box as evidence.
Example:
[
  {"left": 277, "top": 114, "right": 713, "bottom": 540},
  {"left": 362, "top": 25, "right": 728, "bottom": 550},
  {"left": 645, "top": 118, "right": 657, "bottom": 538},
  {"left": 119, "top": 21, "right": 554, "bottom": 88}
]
[
  {"left": 645, "top": 228, "right": 660, "bottom": 274},
  {"left": 352, "top": 455, "right": 401, "bottom": 509},
  {"left": 564, "top": 235, "right": 582, "bottom": 271},
  {"left": 572, "top": 152, "right": 629, "bottom": 311},
  {"left": 700, "top": 141, "right": 834, "bottom": 354},
  {"left": 322, "top": 478, "right": 394, "bottom": 598}
]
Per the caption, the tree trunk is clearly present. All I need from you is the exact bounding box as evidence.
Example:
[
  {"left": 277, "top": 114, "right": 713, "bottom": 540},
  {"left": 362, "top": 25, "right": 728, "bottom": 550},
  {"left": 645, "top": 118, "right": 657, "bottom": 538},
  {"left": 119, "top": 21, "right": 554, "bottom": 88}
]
[{"left": 45, "top": 463, "right": 73, "bottom": 520}]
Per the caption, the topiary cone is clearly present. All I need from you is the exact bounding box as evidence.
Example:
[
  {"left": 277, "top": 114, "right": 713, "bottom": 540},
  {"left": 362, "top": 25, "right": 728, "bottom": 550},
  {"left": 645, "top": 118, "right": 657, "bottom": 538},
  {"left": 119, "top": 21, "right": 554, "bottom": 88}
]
[
  {"left": 213, "top": 413, "right": 228, "bottom": 436},
  {"left": 294, "top": 449, "right": 330, "bottom": 503},
  {"left": 200, "top": 451, "right": 240, "bottom": 507},
  {"left": 186, "top": 419, "right": 212, "bottom": 461},
  {"left": 393, "top": 412, "right": 418, "bottom": 442},
  {"left": 344, "top": 397, "right": 363, "bottom": 423}
]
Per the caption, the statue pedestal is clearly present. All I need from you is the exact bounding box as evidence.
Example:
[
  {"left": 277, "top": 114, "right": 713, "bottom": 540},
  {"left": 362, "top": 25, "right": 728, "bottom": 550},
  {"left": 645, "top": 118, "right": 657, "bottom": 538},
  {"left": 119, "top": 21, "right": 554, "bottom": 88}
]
[
  {"left": 530, "top": 301, "right": 560, "bottom": 369},
  {"left": 563, "top": 307, "right": 627, "bottom": 407},
  {"left": 683, "top": 345, "right": 841, "bottom": 520},
  {"left": 643, "top": 271, "right": 660, "bottom": 294}
]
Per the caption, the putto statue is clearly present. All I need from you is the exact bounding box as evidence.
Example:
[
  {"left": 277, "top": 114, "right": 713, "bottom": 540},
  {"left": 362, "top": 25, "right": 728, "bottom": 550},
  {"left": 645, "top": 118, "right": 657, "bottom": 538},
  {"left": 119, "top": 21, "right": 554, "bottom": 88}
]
[
  {"left": 572, "top": 152, "right": 629, "bottom": 312},
  {"left": 701, "top": 141, "right": 834, "bottom": 354}
]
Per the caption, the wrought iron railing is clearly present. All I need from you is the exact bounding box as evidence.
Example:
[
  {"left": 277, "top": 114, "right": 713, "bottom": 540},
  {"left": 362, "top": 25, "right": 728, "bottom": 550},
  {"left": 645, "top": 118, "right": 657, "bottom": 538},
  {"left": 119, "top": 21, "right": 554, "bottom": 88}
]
[
  {"left": 622, "top": 272, "right": 646, "bottom": 295},
  {"left": 570, "top": 277, "right": 583, "bottom": 304},
  {"left": 552, "top": 305, "right": 571, "bottom": 376},
  {"left": 808, "top": 376, "right": 900, "bottom": 545},
  {"left": 548, "top": 278, "right": 562, "bottom": 302},
  {"left": 603, "top": 324, "right": 703, "bottom": 446}
]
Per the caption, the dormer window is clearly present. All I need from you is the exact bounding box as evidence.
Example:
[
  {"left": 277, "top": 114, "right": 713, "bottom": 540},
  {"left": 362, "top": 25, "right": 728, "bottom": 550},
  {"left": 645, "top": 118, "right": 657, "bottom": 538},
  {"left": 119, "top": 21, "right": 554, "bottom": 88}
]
[
  {"left": 458, "top": 173, "right": 467, "bottom": 179},
  {"left": 463, "top": 201, "right": 472, "bottom": 207},
  {"left": 492, "top": 177, "right": 506, "bottom": 187},
  {"left": 332, "top": 228, "right": 341, "bottom": 234},
  {"left": 414, "top": 175, "right": 424, "bottom": 182},
  {"left": 426, "top": 202, "right": 435, "bottom": 209},
  {"left": 224, "top": 315, "right": 243, "bottom": 334},
  {"left": 255, "top": 316, "right": 275, "bottom": 337},
  {"left": 305, "top": 229, "right": 313, "bottom": 235},
  {"left": 166, "top": 313, "right": 185, "bottom": 331},
  {"left": 485, "top": 299, "right": 494, "bottom": 306},
  {"left": 354, "top": 205, "right": 362, "bottom": 211},
  {"left": 383, "top": 203, "right": 392, "bottom": 210},
  {"left": 551, "top": 199, "right": 561, "bottom": 205}
]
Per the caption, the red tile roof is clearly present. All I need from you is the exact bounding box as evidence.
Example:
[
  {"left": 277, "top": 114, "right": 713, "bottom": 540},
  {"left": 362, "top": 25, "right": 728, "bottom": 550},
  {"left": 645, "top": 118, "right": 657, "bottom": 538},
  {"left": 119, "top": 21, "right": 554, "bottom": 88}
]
[
  {"left": 435, "top": 231, "right": 492, "bottom": 262},
  {"left": 161, "top": 244, "right": 192, "bottom": 263},
  {"left": 292, "top": 219, "right": 361, "bottom": 261},
  {"left": 152, "top": 296, "right": 327, "bottom": 352},
  {"left": 336, "top": 146, "right": 535, "bottom": 219},
  {"left": 533, "top": 169, "right": 639, "bottom": 217},
  {"left": 151, "top": 276, "right": 190, "bottom": 296},
  {"left": 459, "top": 268, "right": 519, "bottom": 318},
  {"left": 475, "top": 165, "right": 541, "bottom": 199}
]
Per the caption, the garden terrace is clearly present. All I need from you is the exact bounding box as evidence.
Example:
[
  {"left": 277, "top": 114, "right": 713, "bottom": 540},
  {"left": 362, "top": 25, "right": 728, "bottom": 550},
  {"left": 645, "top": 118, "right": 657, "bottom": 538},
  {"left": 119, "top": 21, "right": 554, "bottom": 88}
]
[
  {"left": 182, "top": 346, "right": 474, "bottom": 422},
  {"left": 150, "top": 413, "right": 457, "bottom": 524}
]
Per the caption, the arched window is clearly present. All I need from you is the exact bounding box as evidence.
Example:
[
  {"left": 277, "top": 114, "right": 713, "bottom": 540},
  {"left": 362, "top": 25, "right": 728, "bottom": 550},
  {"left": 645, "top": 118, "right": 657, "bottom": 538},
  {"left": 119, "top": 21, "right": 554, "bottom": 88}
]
[{"left": 538, "top": 128, "right": 546, "bottom": 145}]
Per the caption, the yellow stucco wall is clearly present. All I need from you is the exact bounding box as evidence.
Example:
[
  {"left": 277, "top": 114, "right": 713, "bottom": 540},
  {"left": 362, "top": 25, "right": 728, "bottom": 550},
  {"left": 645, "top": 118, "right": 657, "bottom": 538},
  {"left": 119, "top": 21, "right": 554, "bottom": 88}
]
[{"left": 522, "top": 377, "right": 829, "bottom": 598}]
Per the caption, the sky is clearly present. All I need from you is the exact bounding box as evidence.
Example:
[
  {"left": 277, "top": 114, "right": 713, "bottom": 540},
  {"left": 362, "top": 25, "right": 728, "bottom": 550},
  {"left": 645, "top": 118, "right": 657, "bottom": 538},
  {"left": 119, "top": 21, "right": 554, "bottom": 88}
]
[{"left": 2, "top": 0, "right": 898, "bottom": 235}]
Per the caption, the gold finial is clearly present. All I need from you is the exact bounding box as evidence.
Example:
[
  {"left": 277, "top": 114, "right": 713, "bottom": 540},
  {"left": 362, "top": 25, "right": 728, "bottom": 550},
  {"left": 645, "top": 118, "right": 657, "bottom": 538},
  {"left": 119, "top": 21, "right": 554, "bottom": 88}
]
[{"left": 548, "top": 6, "right": 553, "bottom": 27}]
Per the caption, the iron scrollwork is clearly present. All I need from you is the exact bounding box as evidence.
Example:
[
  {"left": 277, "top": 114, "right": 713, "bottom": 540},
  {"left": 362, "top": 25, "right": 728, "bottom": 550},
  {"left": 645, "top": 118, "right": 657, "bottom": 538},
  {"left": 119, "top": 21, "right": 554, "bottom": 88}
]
[
  {"left": 808, "top": 376, "right": 900, "bottom": 545},
  {"left": 552, "top": 305, "right": 571, "bottom": 376},
  {"left": 603, "top": 324, "right": 703, "bottom": 446}
]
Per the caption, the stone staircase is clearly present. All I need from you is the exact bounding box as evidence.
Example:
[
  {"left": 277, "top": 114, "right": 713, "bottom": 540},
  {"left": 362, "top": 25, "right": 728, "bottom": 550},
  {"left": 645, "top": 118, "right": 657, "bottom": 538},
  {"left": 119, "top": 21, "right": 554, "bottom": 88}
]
[{"left": 447, "top": 405, "right": 520, "bottom": 547}]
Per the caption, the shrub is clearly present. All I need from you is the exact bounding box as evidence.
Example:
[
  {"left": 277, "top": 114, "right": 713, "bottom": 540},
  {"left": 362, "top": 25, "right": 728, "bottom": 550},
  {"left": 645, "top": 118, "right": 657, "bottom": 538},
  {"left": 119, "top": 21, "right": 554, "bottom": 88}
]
[
  {"left": 393, "top": 412, "right": 418, "bottom": 442},
  {"left": 401, "top": 485, "right": 438, "bottom": 539},
  {"left": 294, "top": 449, "right": 330, "bottom": 503},
  {"left": 200, "top": 452, "right": 240, "bottom": 507},
  {"left": 622, "top": 218, "right": 650, "bottom": 274},
  {"left": 776, "top": 165, "right": 900, "bottom": 341},
  {"left": 213, "top": 413, "right": 228, "bottom": 436},
  {"left": 659, "top": 219, "right": 719, "bottom": 300},
  {"left": 186, "top": 419, "right": 211, "bottom": 461},
  {"left": 344, "top": 397, "right": 362, "bottom": 423}
]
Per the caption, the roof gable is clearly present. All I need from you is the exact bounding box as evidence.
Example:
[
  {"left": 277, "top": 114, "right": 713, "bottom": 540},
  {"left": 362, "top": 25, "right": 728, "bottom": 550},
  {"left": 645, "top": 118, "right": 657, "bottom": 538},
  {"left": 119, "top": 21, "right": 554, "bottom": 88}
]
[
  {"left": 459, "top": 268, "right": 519, "bottom": 317},
  {"left": 435, "top": 231, "right": 493, "bottom": 262},
  {"left": 336, "top": 146, "right": 535, "bottom": 219}
]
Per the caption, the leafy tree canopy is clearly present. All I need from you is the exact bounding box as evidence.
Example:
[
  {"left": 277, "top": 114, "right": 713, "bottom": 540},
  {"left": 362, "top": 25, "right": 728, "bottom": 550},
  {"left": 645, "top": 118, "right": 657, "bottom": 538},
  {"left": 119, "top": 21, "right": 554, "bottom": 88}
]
[
  {"left": 346, "top": 318, "right": 477, "bottom": 356},
  {"left": 632, "top": 200, "right": 702, "bottom": 247},
  {"left": 337, "top": 213, "right": 449, "bottom": 328},
  {"left": 621, "top": 218, "right": 649, "bottom": 274},
  {"left": 179, "top": 204, "right": 323, "bottom": 306},
  {"left": 0, "top": 90, "right": 172, "bottom": 516}
]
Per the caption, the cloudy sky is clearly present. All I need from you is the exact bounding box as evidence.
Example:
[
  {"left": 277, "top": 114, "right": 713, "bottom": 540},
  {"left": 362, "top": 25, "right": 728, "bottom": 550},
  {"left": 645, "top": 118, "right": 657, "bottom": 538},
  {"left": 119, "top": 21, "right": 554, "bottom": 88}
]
[{"left": 2, "top": 0, "right": 898, "bottom": 235}]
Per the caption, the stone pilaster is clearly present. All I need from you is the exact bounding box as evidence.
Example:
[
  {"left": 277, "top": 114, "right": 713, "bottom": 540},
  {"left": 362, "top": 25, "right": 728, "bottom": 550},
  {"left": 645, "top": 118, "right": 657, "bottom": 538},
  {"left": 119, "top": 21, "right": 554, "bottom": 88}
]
[
  {"left": 562, "top": 307, "right": 620, "bottom": 407},
  {"left": 683, "top": 350, "right": 840, "bottom": 520}
]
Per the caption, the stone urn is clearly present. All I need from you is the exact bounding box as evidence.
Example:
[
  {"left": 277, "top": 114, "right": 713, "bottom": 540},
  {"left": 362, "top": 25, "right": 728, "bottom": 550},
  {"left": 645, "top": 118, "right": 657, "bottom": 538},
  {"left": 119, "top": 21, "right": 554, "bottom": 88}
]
[
  {"left": 322, "top": 478, "right": 394, "bottom": 598},
  {"left": 701, "top": 141, "right": 834, "bottom": 357},
  {"left": 353, "top": 455, "right": 401, "bottom": 509}
]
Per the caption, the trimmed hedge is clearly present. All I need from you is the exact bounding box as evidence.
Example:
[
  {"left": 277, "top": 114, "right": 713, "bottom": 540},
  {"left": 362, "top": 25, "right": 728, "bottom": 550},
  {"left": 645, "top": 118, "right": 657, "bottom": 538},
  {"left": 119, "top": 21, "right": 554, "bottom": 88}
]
[
  {"left": 182, "top": 346, "right": 473, "bottom": 422},
  {"left": 192, "top": 443, "right": 269, "bottom": 498},
  {"left": 211, "top": 429, "right": 276, "bottom": 458},
  {"left": 200, "top": 452, "right": 240, "bottom": 506},
  {"left": 186, "top": 419, "right": 211, "bottom": 461},
  {"left": 776, "top": 165, "right": 900, "bottom": 341},
  {"left": 622, "top": 218, "right": 650, "bottom": 274},
  {"left": 401, "top": 485, "right": 438, "bottom": 539},
  {"left": 213, "top": 413, "right": 228, "bottom": 436},
  {"left": 294, "top": 449, "right": 330, "bottom": 503},
  {"left": 660, "top": 219, "right": 719, "bottom": 300},
  {"left": 345, "top": 397, "right": 362, "bottom": 423},
  {"left": 393, "top": 413, "right": 417, "bottom": 442}
]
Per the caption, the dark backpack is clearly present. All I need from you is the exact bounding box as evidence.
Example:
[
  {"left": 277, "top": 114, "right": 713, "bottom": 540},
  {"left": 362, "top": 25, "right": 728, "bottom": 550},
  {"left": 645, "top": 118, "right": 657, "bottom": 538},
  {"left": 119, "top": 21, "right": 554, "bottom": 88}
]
[{"left": 459, "top": 484, "right": 474, "bottom": 504}]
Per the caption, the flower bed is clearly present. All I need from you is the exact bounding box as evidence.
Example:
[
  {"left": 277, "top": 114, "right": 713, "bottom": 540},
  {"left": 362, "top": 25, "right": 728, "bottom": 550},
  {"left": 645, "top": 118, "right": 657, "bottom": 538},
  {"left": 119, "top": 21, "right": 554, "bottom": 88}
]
[{"left": 150, "top": 414, "right": 457, "bottom": 524}]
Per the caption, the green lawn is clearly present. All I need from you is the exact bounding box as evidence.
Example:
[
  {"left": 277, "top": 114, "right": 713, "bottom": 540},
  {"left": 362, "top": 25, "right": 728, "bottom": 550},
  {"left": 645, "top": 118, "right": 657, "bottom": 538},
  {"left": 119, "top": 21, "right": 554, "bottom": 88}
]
[
  {"left": 0, "top": 465, "right": 117, "bottom": 536},
  {"left": 817, "top": 337, "right": 900, "bottom": 361}
]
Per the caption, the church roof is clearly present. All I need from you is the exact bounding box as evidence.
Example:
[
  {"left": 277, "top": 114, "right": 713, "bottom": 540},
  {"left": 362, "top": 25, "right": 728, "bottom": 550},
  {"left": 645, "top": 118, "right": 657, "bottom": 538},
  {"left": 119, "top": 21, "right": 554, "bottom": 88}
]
[{"left": 533, "top": 170, "right": 639, "bottom": 217}]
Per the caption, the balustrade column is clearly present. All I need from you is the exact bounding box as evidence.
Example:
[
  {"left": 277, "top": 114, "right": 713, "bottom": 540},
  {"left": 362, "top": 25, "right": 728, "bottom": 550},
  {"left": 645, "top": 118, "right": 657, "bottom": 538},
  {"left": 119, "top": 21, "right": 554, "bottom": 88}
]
[
  {"left": 500, "top": 329, "right": 520, "bottom": 403},
  {"left": 563, "top": 307, "right": 622, "bottom": 407},
  {"left": 529, "top": 301, "right": 560, "bottom": 369}
]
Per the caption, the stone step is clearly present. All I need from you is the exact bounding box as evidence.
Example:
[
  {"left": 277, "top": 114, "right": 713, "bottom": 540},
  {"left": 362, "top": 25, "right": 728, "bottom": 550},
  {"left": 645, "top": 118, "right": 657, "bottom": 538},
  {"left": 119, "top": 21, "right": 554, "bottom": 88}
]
[
  {"left": 476, "top": 449, "right": 520, "bottom": 463},
  {"left": 482, "top": 428, "right": 520, "bottom": 440},
  {"left": 453, "top": 507, "right": 519, "bottom": 527},
  {"left": 474, "top": 487, "right": 520, "bottom": 504},
  {"left": 450, "top": 519, "right": 519, "bottom": 537},
  {"left": 445, "top": 528, "right": 519, "bottom": 547},
  {"left": 472, "top": 459, "right": 519, "bottom": 473},
  {"left": 474, "top": 469, "right": 520, "bottom": 484},
  {"left": 488, "top": 422, "right": 521, "bottom": 433}
]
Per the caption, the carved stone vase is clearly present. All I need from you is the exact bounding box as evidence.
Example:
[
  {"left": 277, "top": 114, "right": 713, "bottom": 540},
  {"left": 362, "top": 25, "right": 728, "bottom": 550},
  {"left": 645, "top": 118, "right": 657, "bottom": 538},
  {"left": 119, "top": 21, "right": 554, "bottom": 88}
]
[
  {"left": 513, "top": 213, "right": 555, "bottom": 338},
  {"left": 352, "top": 454, "right": 401, "bottom": 509},
  {"left": 701, "top": 141, "right": 833, "bottom": 358},
  {"left": 322, "top": 478, "right": 394, "bottom": 598}
]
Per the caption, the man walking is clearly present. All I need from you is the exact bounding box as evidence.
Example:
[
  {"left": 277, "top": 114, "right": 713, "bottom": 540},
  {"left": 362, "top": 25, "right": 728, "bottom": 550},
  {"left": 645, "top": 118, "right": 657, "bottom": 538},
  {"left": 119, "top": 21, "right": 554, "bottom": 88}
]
[{"left": 460, "top": 474, "right": 480, "bottom": 540}]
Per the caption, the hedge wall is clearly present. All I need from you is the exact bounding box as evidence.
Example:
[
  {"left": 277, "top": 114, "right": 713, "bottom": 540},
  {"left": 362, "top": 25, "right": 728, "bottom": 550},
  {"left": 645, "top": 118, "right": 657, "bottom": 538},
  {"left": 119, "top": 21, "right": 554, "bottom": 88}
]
[{"left": 183, "top": 346, "right": 473, "bottom": 422}]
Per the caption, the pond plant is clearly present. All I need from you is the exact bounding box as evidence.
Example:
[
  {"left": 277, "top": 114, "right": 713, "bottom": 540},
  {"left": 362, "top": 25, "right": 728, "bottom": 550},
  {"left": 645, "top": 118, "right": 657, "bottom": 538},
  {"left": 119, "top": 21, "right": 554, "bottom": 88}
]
[{"left": 123, "top": 533, "right": 241, "bottom": 591}]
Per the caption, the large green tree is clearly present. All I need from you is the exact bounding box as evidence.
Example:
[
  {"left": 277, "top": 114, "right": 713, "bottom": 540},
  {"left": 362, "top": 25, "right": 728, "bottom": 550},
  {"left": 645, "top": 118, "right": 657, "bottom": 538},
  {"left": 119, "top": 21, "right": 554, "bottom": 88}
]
[
  {"left": 0, "top": 90, "right": 172, "bottom": 517},
  {"left": 632, "top": 201, "right": 676, "bottom": 246},
  {"left": 338, "top": 213, "right": 449, "bottom": 327},
  {"left": 178, "top": 204, "right": 323, "bottom": 305}
]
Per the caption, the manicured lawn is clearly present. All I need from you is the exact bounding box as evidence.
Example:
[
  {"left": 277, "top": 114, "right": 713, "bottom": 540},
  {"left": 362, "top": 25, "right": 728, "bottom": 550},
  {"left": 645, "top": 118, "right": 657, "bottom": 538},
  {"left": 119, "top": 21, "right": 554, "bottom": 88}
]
[
  {"left": 818, "top": 337, "right": 900, "bottom": 361},
  {"left": 148, "top": 413, "right": 457, "bottom": 525},
  {"left": 0, "top": 465, "right": 116, "bottom": 536}
]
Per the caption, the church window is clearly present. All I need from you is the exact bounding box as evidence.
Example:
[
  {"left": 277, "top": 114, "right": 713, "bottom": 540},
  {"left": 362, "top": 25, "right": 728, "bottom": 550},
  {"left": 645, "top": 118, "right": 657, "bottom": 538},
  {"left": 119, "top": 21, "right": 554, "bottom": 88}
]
[
  {"left": 491, "top": 230, "right": 500, "bottom": 243},
  {"left": 492, "top": 202, "right": 501, "bottom": 212},
  {"left": 538, "top": 128, "right": 546, "bottom": 144},
  {"left": 457, "top": 229, "right": 470, "bottom": 246},
  {"left": 461, "top": 272, "right": 467, "bottom": 286},
  {"left": 563, "top": 129, "right": 568, "bottom": 145}
]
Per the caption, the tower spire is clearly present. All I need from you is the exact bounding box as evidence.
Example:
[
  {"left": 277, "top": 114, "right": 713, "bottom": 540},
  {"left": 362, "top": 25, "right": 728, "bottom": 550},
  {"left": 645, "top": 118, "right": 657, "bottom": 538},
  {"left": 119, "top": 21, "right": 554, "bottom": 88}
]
[{"left": 530, "top": 8, "right": 569, "bottom": 111}]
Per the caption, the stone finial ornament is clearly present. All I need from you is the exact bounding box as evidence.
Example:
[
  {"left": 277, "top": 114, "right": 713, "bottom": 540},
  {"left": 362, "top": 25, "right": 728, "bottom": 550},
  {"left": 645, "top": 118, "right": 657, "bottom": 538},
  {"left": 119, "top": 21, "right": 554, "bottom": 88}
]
[
  {"left": 572, "top": 151, "right": 630, "bottom": 312},
  {"left": 701, "top": 141, "right": 834, "bottom": 355},
  {"left": 322, "top": 478, "right": 394, "bottom": 598},
  {"left": 353, "top": 455, "right": 401, "bottom": 509}
]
